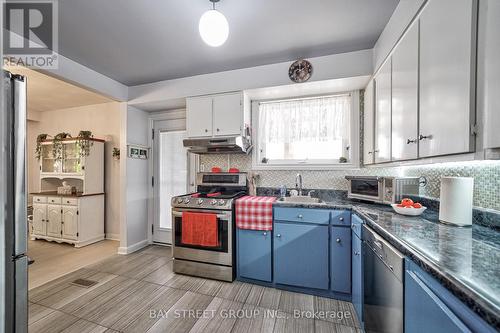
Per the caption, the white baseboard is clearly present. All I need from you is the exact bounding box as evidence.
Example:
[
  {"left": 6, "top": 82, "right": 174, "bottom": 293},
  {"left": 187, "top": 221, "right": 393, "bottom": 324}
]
[
  {"left": 105, "top": 233, "right": 120, "bottom": 241},
  {"left": 117, "top": 239, "right": 149, "bottom": 255}
]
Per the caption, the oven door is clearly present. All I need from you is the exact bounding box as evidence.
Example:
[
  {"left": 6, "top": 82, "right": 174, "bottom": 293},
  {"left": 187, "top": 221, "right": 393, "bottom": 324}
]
[
  {"left": 172, "top": 209, "right": 233, "bottom": 266},
  {"left": 347, "top": 177, "right": 384, "bottom": 202}
]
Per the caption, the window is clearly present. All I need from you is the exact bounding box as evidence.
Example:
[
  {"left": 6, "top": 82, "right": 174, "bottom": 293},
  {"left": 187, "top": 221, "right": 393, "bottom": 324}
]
[{"left": 254, "top": 93, "right": 357, "bottom": 168}]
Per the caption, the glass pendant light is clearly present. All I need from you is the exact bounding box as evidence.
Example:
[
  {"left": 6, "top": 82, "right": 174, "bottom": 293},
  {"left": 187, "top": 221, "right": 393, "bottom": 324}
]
[{"left": 199, "top": 0, "right": 229, "bottom": 47}]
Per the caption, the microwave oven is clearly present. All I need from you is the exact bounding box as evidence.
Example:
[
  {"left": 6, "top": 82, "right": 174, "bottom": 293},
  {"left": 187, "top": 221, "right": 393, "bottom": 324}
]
[{"left": 345, "top": 176, "right": 420, "bottom": 204}]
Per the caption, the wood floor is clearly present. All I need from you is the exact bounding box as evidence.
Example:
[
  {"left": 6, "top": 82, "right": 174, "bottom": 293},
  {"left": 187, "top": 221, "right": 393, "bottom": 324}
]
[
  {"left": 28, "top": 239, "right": 119, "bottom": 289},
  {"left": 28, "top": 245, "right": 361, "bottom": 333}
]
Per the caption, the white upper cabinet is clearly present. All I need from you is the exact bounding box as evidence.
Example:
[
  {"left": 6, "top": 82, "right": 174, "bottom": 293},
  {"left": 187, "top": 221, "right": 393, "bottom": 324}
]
[
  {"left": 391, "top": 22, "right": 419, "bottom": 161},
  {"left": 375, "top": 59, "right": 392, "bottom": 163},
  {"left": 477, "top": 0, "right": 500, "bottom": 150},
  {"left": 186, "top": 92, "right": 247, "bottom": 139},
  {"left": 363, "top": 80, "right": 375, "bottom": 165},
  {"left": 186, "top": 96, "right": 213, "bottom": 137},
  {"left": 213, "top": 93, "right": 242, "bottom": 136},
  {"left": 419, "top": 0, "right": 476, "bottom": 158}
]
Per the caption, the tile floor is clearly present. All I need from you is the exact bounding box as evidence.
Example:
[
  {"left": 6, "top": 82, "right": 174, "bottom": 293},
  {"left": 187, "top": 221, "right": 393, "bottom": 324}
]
[{"left": 28, "top": 245, "right": 361, "bottom": 333}]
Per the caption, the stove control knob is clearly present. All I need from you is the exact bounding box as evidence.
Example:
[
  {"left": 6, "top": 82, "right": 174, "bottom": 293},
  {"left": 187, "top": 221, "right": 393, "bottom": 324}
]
[
  {"left": 197, "top": 199, "right": 203, "bottom": 205},
  {"left": 211, "top": 199, "right": 217, "bottom": 205},
  {"left": 218, "top": 200, "right": 226, "bottom": 206},
  {"left": 177, "top": 198, "right": 184, "bottom": 204}
]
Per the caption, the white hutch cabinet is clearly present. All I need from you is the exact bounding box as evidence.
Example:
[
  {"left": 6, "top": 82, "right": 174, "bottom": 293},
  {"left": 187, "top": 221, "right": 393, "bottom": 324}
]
[{"left": 31, "top": 138, "right": 105, "bottom": 247}]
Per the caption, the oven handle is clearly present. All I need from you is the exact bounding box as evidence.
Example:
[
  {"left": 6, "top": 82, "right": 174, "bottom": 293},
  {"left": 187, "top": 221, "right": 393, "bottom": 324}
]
[{"left": 172, "top": 211, "right": 229, "bottom": 220}]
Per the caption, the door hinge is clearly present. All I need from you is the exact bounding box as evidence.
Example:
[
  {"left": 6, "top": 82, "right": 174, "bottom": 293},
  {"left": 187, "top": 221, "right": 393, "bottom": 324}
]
[
  {"left": 152, "top": 129, "right": 154, "bottom": 140},
  {"left": 470, "top": 123, "right": 478, "bottom": 136},
  {"left": 151, "top": 224, "right": 154, "bottom": 234},
  {"left": 152, "top": 176, "right": 154, "bottom": 187}
]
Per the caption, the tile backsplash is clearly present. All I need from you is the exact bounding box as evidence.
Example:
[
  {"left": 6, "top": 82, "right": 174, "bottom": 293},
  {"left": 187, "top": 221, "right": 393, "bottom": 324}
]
[{"left": 199, "top": 154, "right": 500, "bottom": 212}]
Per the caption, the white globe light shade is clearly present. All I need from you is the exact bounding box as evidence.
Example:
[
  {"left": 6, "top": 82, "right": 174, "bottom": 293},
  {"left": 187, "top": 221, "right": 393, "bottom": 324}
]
[{"left": 199, "top": 9, "right": 229, "bottom": 47}]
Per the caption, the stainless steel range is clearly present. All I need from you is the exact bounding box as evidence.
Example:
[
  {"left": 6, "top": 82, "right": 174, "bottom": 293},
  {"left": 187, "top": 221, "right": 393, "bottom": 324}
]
[{"left": 171, "top": 172, "right": 247, "bottom": 282}]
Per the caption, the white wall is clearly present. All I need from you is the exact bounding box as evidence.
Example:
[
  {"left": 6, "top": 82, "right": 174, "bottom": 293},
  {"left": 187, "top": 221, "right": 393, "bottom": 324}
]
[
  {"left": 119, "top": 105, "right": 150, "bottom": 253},
  {"left": 372, "top": 0, "right": 427, "bottom": 72},
  {"left": 28, "top": 102, "right": 123, "bottom": 239},
  {"left": 128, "top": 49, "right": 373, "bottom": 108}
]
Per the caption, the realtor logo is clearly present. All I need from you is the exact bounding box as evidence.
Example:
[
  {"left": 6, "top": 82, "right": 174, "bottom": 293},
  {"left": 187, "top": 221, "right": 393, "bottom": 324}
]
[{"left": 3, "top": 0, "right": 58, "bottom": 68}]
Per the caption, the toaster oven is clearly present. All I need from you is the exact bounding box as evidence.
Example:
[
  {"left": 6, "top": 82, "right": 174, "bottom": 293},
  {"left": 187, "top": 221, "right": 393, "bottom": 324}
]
[{"left": 345, "top": 176, "right": 420, "bottom": 204}]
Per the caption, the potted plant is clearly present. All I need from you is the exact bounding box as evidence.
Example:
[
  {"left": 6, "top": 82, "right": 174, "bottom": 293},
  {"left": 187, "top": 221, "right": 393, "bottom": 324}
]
[
  {"left": 76, "top": 130, "right": 94, "bottom": 158},
  {"left": 35, "top": 134, "right": 49, "bottom": 160},
  {"left": 52, "top": 132, "right": 71, "bottom": 160}
]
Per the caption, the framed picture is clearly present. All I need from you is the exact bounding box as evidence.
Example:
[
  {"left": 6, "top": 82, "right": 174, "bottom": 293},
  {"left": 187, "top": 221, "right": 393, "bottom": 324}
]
[{"left": 128, "top": 145, "right": 149, "bottom": 159}]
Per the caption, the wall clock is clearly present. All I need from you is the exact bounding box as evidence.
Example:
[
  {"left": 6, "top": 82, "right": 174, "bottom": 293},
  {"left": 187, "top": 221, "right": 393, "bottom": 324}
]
[{"left": 288, "top": 59, "right": 313, "bottom": 83}]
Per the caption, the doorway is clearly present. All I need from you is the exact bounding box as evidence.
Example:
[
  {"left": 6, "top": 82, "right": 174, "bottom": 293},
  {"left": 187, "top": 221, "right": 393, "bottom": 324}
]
[{"left": 152, "top": 119, "right": 194, "bottom": 244}]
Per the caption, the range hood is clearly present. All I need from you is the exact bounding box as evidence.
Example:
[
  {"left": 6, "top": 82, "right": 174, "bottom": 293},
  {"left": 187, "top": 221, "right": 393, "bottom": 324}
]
[{"left": 183, "top": 136, "right": 252, "bottom": 154}]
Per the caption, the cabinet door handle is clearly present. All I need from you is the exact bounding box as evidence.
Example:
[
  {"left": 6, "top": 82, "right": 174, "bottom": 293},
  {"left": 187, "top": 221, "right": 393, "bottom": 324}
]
[
  {"left": 276, "top": 234, "right": 281, "bottom": 238},
  {"left": 205, "top": 129, "right": 208, "bottom": 133},
  {"left": 419, "top": 134, "right": 432, "bottom": 140},
  {"left": 339, "top": 217, "right": 344, "bottom": 221},
  {"left": 374, "top": 149, "right": 380, "bottom": 153},
  {"left": 354, "top": 251, "right": 360, "bottom": 256},
  {"left": 262, "top": 232, "right": 267, "bottom": 236},
  {"left": 336, "top": 238, "right": 341, "bottom": 243},
  {"left": 367, "top": 151, "right": 373, "bottom": 155},
  {"left": 216, "top": 128, "right": 220, "bottom": 132},
  {"left": 297, "top": 214, "right": 303, "bottom": 219},
  {"left": 407, "top": 138, "right": 417, "bottom": 144}
]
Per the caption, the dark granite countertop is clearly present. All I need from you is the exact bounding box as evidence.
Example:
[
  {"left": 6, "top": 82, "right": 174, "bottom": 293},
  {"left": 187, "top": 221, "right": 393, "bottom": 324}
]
[
  {"left": 31, "top": 191, "right": 105, "bottom": 198},
  {"left": 273, "top": 199, "right": 500, "bottom": 328}
]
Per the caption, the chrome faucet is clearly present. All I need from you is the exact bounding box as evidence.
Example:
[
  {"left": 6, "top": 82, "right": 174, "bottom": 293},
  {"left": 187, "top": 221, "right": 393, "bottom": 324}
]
[{"left": 295, "top": 173, "right": 303, "bottom": 196}]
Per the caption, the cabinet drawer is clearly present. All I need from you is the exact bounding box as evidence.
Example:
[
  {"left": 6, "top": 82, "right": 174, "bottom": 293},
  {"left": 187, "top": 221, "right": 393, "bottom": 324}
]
[
  {"left": 274, "top": 207, "right": 330, "bottom": 224},
  {"left": 62, "top": 198, "right": 78, "bottom": 205},
  {"left": 331, "top": 210, "right": 351, "bottom": 226},
  {"left": 33, "top": 196, "right": 47, "bottom": 203},
  {"left": 47, "top": 197, "right": 62, "bottom": 204}
]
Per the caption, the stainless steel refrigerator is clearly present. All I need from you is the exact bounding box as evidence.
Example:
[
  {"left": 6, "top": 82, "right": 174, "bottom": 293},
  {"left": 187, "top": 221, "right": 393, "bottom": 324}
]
[{"left": 1, "top": 70, "right": 28, "bottom": 333}]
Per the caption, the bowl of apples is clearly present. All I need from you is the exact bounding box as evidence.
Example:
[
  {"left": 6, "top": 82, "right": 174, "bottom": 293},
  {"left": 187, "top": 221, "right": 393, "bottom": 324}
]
[{"left": 391, "top": 198, "right": 427, "bottom": 216}]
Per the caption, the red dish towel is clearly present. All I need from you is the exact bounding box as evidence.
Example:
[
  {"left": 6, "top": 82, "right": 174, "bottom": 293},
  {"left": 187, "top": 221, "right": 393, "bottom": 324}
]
[
  {"left": 236, "top": 196, "right": 277, "bottom": 231},
  {"left": 181, "top": 212, "right": 219, "bottom": 247}
]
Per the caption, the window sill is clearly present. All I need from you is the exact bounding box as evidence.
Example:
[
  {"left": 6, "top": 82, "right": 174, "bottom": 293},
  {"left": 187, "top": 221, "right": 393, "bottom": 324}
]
[{"left": 251, "top": 163, "right": 361, "bottom": 171}]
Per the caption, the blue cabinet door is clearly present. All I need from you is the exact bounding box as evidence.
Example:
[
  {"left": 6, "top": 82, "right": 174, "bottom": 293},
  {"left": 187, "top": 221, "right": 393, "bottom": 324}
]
[
  {"left": 237, "top": 229, "right": 272, "bottom": 282},
  {"left": 330, "top": 226, "right": 351, "bottom": 294},
  {"left": 405, "top": 269, "right": 471, "bottom": 333},
  {"left": 351, "top": 231, "right": 363, "bottom": 324},
  {"left": 274, "top": 222, "right": 329, "bottom": 290}
]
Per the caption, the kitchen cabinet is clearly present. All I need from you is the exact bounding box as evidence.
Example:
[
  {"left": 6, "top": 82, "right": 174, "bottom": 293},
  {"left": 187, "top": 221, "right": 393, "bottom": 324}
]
[
  {"left": 186, "top": 92, "right": 249, "bottom": 139},
  {"left": 237, "top": 229, "right": 272, "bottom": 282},
  {"left": 363, "top": 80, "right": 375, "bottom": 165},
  {"left": 419, "top": 0, "right": 476, "bottom": 158},
  {"left": 477, "top": 0, "right": 500, "bottom": 152},
  {"left": 375, "top": 59, "right": 392, "bottom": 163},
  {"left": 46, "top": 204, "right": 62, "bottom": 238},
  {"left": 31, "top": 195, "right": 104, "bottom": 247},
  {"left": 351, "top": 215, "right": 363, "bottom": 324},
  {"left": 32, "top": 203, "right": 47, "bottom": 236},
  {"left": 186, "top": 96, "right": 213, "bottom": 137},
  {"left": 330, "top": 226, "right": 351, "bottom": 294},
  {"left": 274, "top": 222, "right": 329, "bottom": 290},
  {"left": 391, "top": 22, "right": 419, "bottom": 161},
  {"left": 405, "top": 259, "right": 495, "bottom": 333}
]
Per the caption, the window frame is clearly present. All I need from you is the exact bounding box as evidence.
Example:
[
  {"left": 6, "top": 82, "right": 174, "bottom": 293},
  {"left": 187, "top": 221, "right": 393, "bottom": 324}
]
[{"left": 251, "top": 91, "right": 360, "bottom": 170}]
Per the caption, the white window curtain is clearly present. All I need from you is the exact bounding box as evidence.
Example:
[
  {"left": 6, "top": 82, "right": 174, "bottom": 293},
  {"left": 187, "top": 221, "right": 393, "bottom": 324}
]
[{"left": 257, "top": 94, "right": 352, "bottom": 163}]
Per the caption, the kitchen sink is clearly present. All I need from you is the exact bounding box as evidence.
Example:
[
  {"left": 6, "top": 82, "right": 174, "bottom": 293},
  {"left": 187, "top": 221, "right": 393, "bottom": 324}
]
[{"left": 278, "top": 196, "right": 325, "bottom": 204}]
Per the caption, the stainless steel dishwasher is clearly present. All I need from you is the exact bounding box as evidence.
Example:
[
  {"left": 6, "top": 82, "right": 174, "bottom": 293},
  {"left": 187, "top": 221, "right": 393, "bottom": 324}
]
[{"left": 363, "top": 225, "right": 404, "bottom": 333}]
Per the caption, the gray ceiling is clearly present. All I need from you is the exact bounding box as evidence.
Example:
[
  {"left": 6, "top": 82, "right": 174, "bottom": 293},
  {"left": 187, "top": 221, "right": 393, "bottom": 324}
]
[{"left": 58, "top": 0, "right": 399, "bottom": 86}]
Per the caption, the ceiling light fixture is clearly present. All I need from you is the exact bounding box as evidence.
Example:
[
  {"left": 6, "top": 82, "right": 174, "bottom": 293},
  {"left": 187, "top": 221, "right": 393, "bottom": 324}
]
[{"left": 199, "top": 0, "right": 229, "bottom": 47}]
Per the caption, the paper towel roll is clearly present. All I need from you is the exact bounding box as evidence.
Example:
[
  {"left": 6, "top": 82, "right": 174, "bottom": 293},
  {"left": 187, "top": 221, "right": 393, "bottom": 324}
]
[{"left": 439, "top": 177, "right": 474, "bottom": 226}]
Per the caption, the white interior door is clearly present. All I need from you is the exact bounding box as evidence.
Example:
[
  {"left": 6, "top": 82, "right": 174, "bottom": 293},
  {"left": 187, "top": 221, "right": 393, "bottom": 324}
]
[{"left": 153, "top": 119, "right": 195, "bottom": 244}]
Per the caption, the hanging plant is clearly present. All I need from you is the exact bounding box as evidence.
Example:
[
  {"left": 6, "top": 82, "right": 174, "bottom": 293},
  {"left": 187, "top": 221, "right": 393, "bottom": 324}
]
[
  {"left": 112, "top": 148, "right": 120, "bottom": 160},
  {"left": 76, "top": 130, "right": 94, "bottom": 158},
  {"left": 35, "top": 134, "right": 49, "bottom": 160},
  {"left": 52, "top": 132, "right": 72, "bottom": 160}
]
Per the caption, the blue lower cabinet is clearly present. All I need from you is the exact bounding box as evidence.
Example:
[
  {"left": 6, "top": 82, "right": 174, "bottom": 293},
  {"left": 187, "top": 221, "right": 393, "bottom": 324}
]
[
  {"left": 330, "top": 226, "right": 351, "bottom": 294},
  {"left": 274, "top": 222, "right": 329, "bottom": 290},
  {"left": 237, "top": 229, "right": 272, "bottom": 282},
  {"left": 351, "top": 230, "right": 363, "bottom": 323},
  {"left": 405, "top": 259, "right": 495, "bottom": 333}
]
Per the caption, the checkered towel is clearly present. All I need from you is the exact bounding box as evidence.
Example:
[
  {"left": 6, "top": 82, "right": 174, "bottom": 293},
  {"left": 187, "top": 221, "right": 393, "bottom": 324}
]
[{"left": 236, "top": 196, "right": 277, "bottom": 231}]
